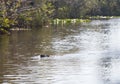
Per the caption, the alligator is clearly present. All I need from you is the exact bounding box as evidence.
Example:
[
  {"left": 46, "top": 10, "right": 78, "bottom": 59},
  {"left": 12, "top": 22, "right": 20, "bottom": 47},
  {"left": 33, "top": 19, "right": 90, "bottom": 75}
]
[{"left": 40, "top": 55, "right": 50, "bottom": 58}]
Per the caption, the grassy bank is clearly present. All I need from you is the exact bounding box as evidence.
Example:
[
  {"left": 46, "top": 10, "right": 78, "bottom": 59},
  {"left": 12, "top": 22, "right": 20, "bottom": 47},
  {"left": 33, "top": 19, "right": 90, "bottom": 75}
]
[{"left": 0, "top": 16, "right": 119, "bottom": 35}]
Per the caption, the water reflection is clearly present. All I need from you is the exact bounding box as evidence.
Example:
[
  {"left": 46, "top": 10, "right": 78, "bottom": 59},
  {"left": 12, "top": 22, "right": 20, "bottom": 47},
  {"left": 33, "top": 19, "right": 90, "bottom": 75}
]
[
  {"left": 0, "top": 18, "right": 120, "bottom": 84},
  {"left": 0, "top": 35, "right": 10, "bottom": 83}
]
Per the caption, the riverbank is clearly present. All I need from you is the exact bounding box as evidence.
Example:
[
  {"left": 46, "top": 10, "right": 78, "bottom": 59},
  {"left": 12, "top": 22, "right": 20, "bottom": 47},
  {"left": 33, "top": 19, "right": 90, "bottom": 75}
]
[
  {"left": 10, "top": 28, "right": 31, "bottom": 31},
  {"left": 0, "top": 16, "right": 119, "bottom": 35}
]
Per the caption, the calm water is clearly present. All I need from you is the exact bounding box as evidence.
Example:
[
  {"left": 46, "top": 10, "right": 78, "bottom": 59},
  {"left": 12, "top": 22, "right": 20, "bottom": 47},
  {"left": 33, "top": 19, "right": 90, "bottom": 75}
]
[{"left": 0, "top": 18, "right": 120, "bottom": 84}]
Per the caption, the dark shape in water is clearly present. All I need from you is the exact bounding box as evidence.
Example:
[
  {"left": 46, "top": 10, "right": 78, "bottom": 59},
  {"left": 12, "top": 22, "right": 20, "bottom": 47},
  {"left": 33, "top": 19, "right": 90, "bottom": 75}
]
[{"left": 40, "top": 55, "right": 50, "bottom": 58}]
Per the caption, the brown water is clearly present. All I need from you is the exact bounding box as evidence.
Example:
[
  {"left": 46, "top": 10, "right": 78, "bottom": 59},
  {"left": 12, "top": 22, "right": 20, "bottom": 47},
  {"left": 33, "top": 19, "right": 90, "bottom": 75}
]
[{"left": 0, "top": 18, "right": 120, "bottom": 84}]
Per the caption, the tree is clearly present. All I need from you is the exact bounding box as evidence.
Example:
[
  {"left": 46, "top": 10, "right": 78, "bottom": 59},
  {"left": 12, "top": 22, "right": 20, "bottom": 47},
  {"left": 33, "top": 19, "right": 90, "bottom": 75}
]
[
  {"left": 0, "top": 0, "right": 22, "bottom": 34},
  {"left": 0, "top": 0, "right": 54, "bottom": 34}
]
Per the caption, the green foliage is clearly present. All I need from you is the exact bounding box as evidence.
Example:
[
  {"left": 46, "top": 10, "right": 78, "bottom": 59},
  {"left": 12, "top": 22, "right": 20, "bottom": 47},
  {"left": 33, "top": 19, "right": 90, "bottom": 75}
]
[
  {"left": 16, "top": 13, "right": 32, "bottom": 28},
  {"left": 2, "top": 18, "right": 10, "bottom": 27},
  {"left": 51, "top": 0, "right": 120, "bottom": 18},
  {"left": 0, "top": 0, "right": 120, "bottom": 34},
  {"left": 0, "top": 0, "right": 54, "bottom": 34},
  {"left": 0, "top": 0, "right": 22, "bottom": 34},
  {"left": 32, "top": 1, "right": 54, "bottom": 27},
  {"left": 0, "top": 17, "right": 11, "bottom": 34},
  {"left": 0, "top": 27, "right": 10, "bottom": 35}
]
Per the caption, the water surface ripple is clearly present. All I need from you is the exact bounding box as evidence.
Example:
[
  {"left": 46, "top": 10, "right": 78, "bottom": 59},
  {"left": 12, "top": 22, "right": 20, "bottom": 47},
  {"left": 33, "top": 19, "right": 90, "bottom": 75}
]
[{"left": 0, "top": 18, "right": 120, "bottom": 84}]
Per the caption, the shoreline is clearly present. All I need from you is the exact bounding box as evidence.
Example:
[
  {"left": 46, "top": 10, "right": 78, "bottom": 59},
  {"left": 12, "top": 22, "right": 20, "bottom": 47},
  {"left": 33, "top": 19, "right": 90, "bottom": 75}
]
[{"left": 10, "top": 28, "right": 31, "bottom": 31}]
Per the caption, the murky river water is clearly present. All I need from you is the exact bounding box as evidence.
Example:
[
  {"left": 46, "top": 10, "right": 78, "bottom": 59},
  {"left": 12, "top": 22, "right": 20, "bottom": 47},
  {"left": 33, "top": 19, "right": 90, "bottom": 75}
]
[{"left": 0, "top": 18, "right": 120, "bottom": 84}]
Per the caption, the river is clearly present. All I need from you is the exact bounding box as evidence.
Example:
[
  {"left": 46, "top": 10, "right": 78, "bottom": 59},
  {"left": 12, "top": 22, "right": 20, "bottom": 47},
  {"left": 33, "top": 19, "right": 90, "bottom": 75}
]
[{"left": 0, "top": 18, "right": 120, "bottom": 84}]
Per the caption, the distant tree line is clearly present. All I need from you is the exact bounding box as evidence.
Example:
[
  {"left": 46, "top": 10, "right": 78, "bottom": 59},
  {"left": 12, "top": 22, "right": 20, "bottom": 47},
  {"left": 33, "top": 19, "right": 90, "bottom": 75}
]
[
  {"left": 0, "top": 0, "right": 120, "bottom": 34},
  {"left": 51, "top": 0, "right": 120, "bottom": 18}
]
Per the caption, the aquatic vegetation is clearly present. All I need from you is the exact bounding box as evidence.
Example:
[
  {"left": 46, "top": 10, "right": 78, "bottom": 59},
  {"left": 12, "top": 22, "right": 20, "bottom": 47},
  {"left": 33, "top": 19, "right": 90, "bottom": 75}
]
[{"left": 51, "top": 19, "right": 91, "bottom": 25}]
